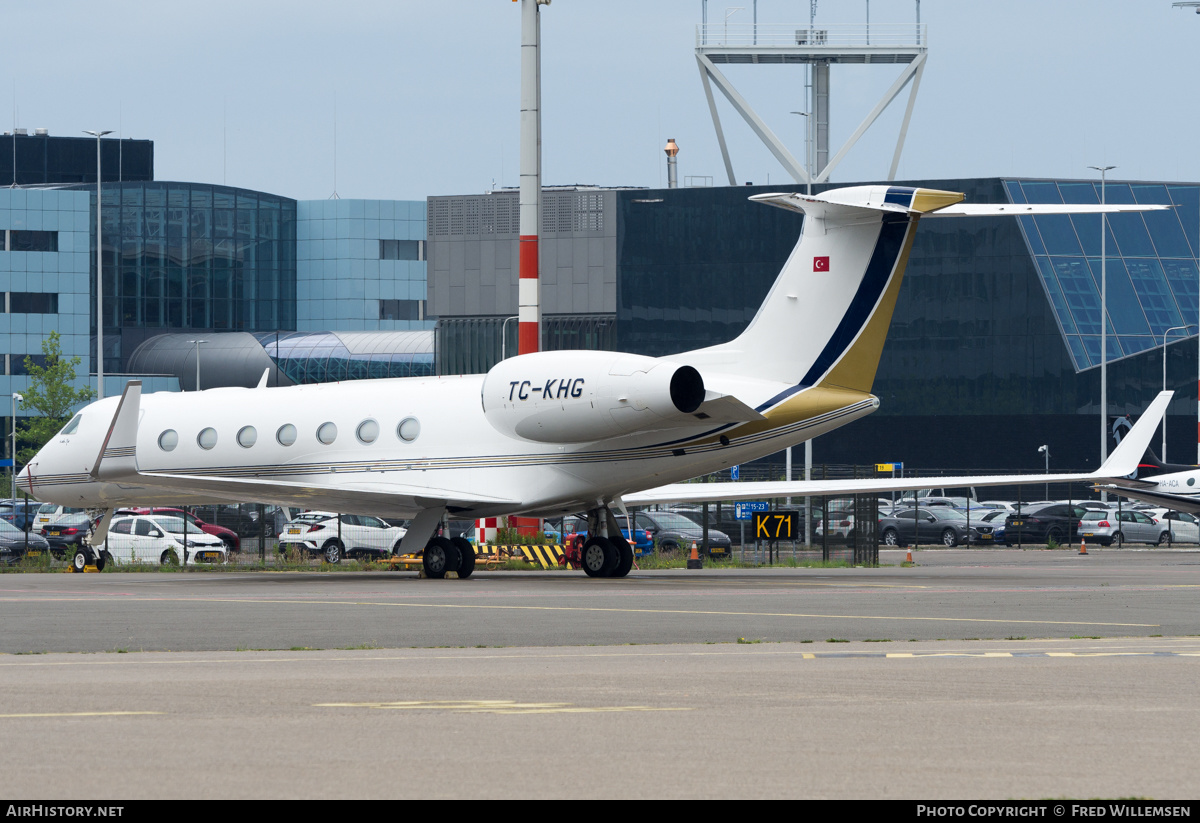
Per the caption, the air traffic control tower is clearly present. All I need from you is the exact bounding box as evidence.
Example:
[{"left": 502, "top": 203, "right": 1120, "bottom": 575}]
[{"left": 696, "top": 2, "right": 927, "bottom": 186}]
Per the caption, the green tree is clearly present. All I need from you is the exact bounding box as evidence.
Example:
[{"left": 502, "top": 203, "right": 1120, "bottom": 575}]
[{"left": 16, "top": 330, "right": 96, "bottom": 467}]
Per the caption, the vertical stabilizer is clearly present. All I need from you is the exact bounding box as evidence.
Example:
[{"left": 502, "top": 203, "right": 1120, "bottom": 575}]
[{"left": 686, "top": 186, "right": 963, "bottom": 399}]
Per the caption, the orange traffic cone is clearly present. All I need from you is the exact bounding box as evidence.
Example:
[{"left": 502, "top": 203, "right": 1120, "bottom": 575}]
[
  {"left": 905, "top": 548, "right": 912, "bottom": 563},
  {"left": 687, "top": 542, "right": 703, "bottom": 569},
  {"left": 1078, "top": 536, "right": 1088, "bottom": 556}
]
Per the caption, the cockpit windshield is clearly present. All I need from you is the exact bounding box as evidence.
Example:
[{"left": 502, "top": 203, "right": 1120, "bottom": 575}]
[{"left": 58, "top": 415, "right": 82, "bottom": 436}]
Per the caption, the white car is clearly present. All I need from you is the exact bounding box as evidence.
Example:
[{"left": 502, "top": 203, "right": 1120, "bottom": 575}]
[
  {"left": 1142, "top": 509, "right": 1200, "bottom": 544},
  {"left": 32, "top": 502, "right": 85, "bottom": 531},
  {"left": 277, "top": 512, "right": 407, "bottom": 563},
  {"left": 98, "top": 514, "right": 227, "bottom": 566}
]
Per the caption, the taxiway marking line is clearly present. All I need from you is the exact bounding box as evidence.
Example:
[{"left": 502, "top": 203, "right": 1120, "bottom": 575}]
[
  {"left": 4, "top": 645, "right": 1200, "bottom": 669},
  {"left": 315, "top": 699, "right": 692, "bottom": 715},
  {"left": 31, "top": 595, "right": 1154, "bottom": 629},
  {"left": 0, "top": 711, "right": 163, "bottom": 719}
]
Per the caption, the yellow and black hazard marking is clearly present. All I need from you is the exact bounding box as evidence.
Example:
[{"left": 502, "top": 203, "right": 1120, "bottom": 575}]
[
  {"left": 480, "top": 544, "right": 567, "bottom": 569},
  {"left": 519, "top": 544, "right": 566, "bottom": 569},
  {"left": 314, "top": 699, "right": 691, "bottom": 715}
]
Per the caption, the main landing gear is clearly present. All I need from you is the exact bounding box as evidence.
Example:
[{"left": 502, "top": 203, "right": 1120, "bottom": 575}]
[
  {"left": 420, "top": 535, "right": 476, "bottom": 579},
  {"left": 575, "top": 507, "right": 633, "bottom": 579}
]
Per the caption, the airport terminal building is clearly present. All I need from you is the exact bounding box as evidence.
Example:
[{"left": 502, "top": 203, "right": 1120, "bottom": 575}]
[{"left": 428, "top": 178, "right": 1200, "bottom": 474}]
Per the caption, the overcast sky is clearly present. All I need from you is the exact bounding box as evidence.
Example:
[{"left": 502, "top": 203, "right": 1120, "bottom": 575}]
[{"left": 7, "top": 0, "right": 1197, "bottom": 201}]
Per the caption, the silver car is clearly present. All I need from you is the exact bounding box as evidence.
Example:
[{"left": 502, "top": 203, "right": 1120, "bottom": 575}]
[{"left": 1078, "top": 510, "right": 1169, "bottom": 547}]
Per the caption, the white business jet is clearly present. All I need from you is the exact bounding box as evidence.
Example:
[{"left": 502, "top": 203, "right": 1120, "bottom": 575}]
[{"left": 19, "top": 185, "right": 1170, "bottom": 578}]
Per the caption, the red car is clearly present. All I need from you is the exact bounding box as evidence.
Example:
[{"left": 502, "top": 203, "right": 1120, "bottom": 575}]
[{"left": 115, "top": 507, "right": 240, "bottom": 552}]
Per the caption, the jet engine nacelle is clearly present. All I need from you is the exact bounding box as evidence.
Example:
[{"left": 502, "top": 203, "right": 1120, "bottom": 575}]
[{"left": 481, "top": 350, "right": 706, "bottom": 443}]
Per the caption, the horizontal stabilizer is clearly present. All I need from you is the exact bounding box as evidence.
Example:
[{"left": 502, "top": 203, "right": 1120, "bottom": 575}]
[
  {"left": 925, "top": 203, "right": 1170, "bottom": 218},
  {"left": 749, "top": 190, "right": 1168, "bottom": 219}
]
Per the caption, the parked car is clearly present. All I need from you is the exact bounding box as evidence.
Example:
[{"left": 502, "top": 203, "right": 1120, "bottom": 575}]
[
  {"left": 919, "top": 496, "right": 972, "bottom": 509},
  {"left": 116, "top": 506, "right": 240, "bottom": 552},
  {"left": 0, "top": 517, "right": 50, "bottom": 563},
  {"left": 96, "top": 514, "right": 226, "bottom": 567},
  {"left": 1077, "top": 510, "right": 1170, "bottom": 547},
  {"left": 1003, "top": 502, "right": 1089, "bottom": 546},
  {"left": 560, "top": 515, "right": 653, "bottom": 556},
  {"left": 1145, "top": 509, "right": 1200, "bottom": 544},
  {"left": 978, "top": 501, "right": 1016, "bottom": 512},
  {"left": 815, "top": 509, "right": 856, "bottom": 542},
  {"left": 670, "top": 507, "right": 748, "bottom": 543},
  {"left": 879, "top": 508, "right": 979, "bottom": 547},
  {"left": 32, "top": 502, "right": 86, "bottom": 532},
  {"left": 189, "top": 504, "right": 262, "bottom": 537},
  {"left": 973, "top": 509, "right": 1008, "bottom": 544},
  {"left": 0, "top": 499, "right": 42, "bottom": 531},
  {"left": 39, "top": 512, "right": 98, "bottom": 558},
  {"left": 635, "top": 510, "right": 733, "bottom": 555},
  {"left": 277, "top": 512, "right": 407, "bottom": 563}
]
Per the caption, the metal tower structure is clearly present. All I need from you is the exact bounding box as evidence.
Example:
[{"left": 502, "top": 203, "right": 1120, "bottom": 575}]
[{"left": 696, "top": 5, "right": 928, "bottom": 186}]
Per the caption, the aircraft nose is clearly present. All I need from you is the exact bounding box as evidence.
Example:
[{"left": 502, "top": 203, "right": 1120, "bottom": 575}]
[{"left": 16, "top": 462, "right": 32, "bottom": 494}]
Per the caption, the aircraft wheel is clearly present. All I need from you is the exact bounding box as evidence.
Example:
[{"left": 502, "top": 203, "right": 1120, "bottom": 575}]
[
  {"left": 423, "top": 537, "right": 460, "bottom": 579},
  {"left": 96, "top": 550, "right": 112, "bottom": 572},
  {"left": 611, "top": 539, "right": 634, "bottom": 578},
  {"left": 323, "top": 539, "right": 343, "bottom": 564},
  {"left": 72, "top": 549, "right": 89, "bottom": 573},
  {"left": 451, "top": 537, "right": 475, "bottom": 579},
  {"left": 581, "top": 536, "right": 615, "bottom": 577}
]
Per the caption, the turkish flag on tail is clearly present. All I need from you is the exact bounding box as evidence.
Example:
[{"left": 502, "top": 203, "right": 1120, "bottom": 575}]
[{"left": 813, "top": 256, "right": 830, "bottom": 272}]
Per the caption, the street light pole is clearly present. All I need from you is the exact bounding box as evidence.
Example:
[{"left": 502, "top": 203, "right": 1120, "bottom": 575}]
[
  {"left": 84, "top": 130, "right": 112, "bottom": 401},
  {"left": 10, "top": 392, "right": 20, "bottom": 499},
  {"left": 187, "top": 339, "right": 207, "bottom": 391},
  {"left": 790, "top": 109, "right": 813, "bottom": 544},
  {"left": 1173, "top": 3, "right": 1200, "bottom": 463},
  {"left": 1088, "top": 164, "right": 1115, "bottom": 496},
  {"left": 1162, "top": 325, "right": 1196, "bottom": 462}
]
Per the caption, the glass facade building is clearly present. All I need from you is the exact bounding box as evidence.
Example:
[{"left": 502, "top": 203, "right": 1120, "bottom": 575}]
[
  {"left": 64, "top": 182, "right": 297, "bottom": 374},
  {"left": 1008, "top": 179, "right": 1200, "bottom": 371},
  {"left": 297, "top": 199, "right": 432, "bottom": 332}
]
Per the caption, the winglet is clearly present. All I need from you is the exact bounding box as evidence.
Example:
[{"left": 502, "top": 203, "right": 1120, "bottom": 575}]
[
  {"left": 89, "top": 380, "right": 142, "bottom": 482},
  {"left": 1093, "top": 391, "right": 1173, "bottom": 479}
]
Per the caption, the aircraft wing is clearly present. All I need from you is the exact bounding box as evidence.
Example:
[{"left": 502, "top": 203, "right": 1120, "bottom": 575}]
[
  {"left": 1091, "top": 485, "right": 1200, "bottom": 515},
  {"left": 86, "top": 381, "right": 520, "bottom": 517},
  {"left": 625, "top": 391, "right": 1172, "bottom": 507}
]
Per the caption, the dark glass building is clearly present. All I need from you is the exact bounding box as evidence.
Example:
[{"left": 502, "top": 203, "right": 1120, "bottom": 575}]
[
  {"left": 0, "top": 133, "right": 152, "bottom": 186},
  {"left": 64, "top": 181, "right": 298, "bottom": 374}
]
